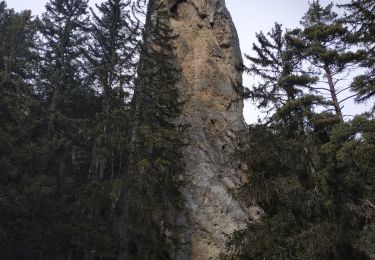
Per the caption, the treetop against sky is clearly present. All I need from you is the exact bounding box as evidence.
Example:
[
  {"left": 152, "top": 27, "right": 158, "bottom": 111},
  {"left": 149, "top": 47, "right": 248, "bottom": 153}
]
[{"left": 8, "top": 0, "right": 369, "bottom": 123}]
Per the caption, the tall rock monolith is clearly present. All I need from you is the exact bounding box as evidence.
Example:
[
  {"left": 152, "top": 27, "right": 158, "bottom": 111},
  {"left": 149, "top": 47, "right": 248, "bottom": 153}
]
[
  {"left": 148, "top": 0, "right": 252, "bottom": 258},
  {"left": 157, "top": 0, "right": 251, "bottom": 259}
]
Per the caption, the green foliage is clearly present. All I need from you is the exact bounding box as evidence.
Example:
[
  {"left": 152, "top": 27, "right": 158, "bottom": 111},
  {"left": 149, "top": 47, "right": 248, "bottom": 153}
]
[
  {"left": 224, "top": 1, "right": 375, "bottom": 259},
  {"left": 286, "top": 1, "right": 364, "bottom": 121},
  {"left": 225, "top": 115, "right": 375, "bottom": 260},
  {"left": 340, "top": 0, "right": 375, "bottom": 113},
  {"left": 89, "top": 0, "right": 139, "bottom": 113},
  {"left": 114, "top": 2, "right": 186, "bottom": 258},
  {"left": 0, "top": 3, "right": 49, "bottom": 258},
  {"left": 87, "top": 0, "right": 139, "bottom": 184},
  {"left": 245, "top": 23, "right": 319, "bottom": 115},
  {"left": 1, "top": 0, "right": 186, "bottom": 259},
  {"left": 3, "top": 0, "right": 373, "bottom": 259},
  {"left": 339, "top": 0, "right": 375, "bottom": 44}
]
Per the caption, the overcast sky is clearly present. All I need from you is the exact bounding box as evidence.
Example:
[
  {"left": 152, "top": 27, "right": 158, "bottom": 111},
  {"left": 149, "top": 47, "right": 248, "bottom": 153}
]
[{"left": 7, "top": 0, "right": 370, "bottom": 123}]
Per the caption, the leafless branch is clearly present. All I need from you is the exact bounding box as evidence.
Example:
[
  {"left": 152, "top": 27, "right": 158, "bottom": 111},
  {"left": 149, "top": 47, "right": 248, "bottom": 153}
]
[
  {"left": 339, "top": 94, "right": 358, "bottom": 104},
  {"left": 337, "top": 86, "right": 352, "bottom": 95}
]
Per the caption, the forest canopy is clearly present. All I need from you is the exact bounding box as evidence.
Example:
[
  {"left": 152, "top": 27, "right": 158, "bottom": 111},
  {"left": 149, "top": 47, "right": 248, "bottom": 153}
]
[{"left": 0, "top": 0, "right": 374, "bottom": 259}]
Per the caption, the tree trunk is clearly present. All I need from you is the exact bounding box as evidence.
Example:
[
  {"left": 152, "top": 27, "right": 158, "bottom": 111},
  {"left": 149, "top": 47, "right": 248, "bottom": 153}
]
[{"left": 325, "top": 66, "right": 344, "bottom": 121}]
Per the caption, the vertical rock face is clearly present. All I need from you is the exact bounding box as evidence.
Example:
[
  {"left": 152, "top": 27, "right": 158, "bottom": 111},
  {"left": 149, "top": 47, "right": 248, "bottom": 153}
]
[{"left": 157, "top": 0, "right": 249, "bottom": 258}]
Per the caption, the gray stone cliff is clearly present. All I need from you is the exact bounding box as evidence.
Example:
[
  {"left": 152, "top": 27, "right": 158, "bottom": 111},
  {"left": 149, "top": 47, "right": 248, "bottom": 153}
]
[{"left": 154, "top": 0, "right": 251, "bottom": 258}]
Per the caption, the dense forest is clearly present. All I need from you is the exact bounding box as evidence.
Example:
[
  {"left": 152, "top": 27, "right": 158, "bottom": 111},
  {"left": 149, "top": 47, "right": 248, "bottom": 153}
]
[
  {"left": 225, "top": 1, "right": 375, "bottom": 259},
  {"left": 0, "top": 0, "right": 184, "bottom": 258},
  {"left": 0, "top": 0, "right": 374, "bottom": 259}
]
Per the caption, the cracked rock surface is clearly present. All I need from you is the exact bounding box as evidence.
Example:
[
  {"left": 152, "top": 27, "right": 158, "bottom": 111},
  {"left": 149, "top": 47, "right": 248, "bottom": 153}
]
[{"left": 156, "top": 0, "right": 251, "bottom": 258}]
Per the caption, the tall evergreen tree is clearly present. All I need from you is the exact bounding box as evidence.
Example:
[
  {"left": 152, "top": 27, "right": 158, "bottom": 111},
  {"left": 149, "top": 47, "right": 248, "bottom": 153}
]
[
  {"left": 65, "top": 1, "right": 142, "bottom": 258},
  {"left": 0, "top": 3, "right": 53, "bottom": 259},
  {"left": 287, "top": 1, "right": 361, "bottom": 121},
  {"left": 339, "top": 0, "right": 375, "bottom": 112},
  {"left": 87, "top": 0, "right": 139, "bottom": 180},
  {"left": 244, "top": 22, "right": 333, "bottom": 139},
  {"left": 37, "top": 0, "right": 95, "bottom": 193},
  {"left": 225, "top": 115, "right": 375, "bottom": 260},
  {"left": 224, "top": 2, "right": 375, "bottom": 259},
  {"left": 90, "top": 0, "right": 138, "bottom": 114},
  {"left": 115, "top": 1, "right": 186, "bottom": 258},
  {"left": 246, "top": 23, "right": 319, "bottom": 115},
  {"left": 38, "top": 0, "right": 94, "bottom": 133},
  {"left": 35, "top": 0, "right": 100, "bottom": 258}
]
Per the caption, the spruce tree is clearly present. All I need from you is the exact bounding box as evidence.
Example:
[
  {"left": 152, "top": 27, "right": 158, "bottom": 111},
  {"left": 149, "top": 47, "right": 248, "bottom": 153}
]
[
  {"left": 90, "top": 0, "right": 138, "bottom": 114},
  {"left": 66, "top": 1, "right": 142, "bottom": 257},
  {"left": 38, "top": 0, "right": 94, "bottom": 134},
  {"left": 36, "top": 0, "right": 100, "bottom": 258},
  {"left": 38, "top": 0, "right": 95, "bottom": 189},
  {"left": 88, "top": 0, "right": 139, "bottom": 180},
  {"left": 115, "top": 1, "right": 186, "bottom": 258},
  {"left": 0, "top": 3, "right": 48, "bottom": 258}
]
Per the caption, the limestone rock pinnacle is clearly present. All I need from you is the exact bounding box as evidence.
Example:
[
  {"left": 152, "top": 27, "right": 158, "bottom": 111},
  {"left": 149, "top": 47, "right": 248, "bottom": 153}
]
[{"left": 155, "top": 0, "right": 250, "bottom": 258}]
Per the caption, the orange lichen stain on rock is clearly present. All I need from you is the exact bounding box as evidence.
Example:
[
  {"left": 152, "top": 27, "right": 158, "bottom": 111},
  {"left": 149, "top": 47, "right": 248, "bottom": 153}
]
[{"left": 198, "top": 90, "right": 228, "bottom": 110}]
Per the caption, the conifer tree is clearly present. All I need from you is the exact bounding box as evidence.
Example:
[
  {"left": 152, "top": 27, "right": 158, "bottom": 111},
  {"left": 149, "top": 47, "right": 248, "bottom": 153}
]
[
  {"left": 224, "top": 2, "right": 375, "bottom": 259},
  {"left": 339, "top": 0, "right": 375, "bottom": 112},
  {"left": 88, "top": 0, "right": 139, "bottom": 180},
  {"left": 38, "top": 0, "right": 94, "bottom": 131},
  {"left": 66, "top": 1, "right": 142, "bottom": 258},
  {"left": 90, "top": 0, "right": 138, "bottom": 114},
  {"left": 0, "top": 3, "right": 46, "bottom": 258},
  {"left": 246, "top": 23, "right": 319, "bottom": 114},
  {"left": 37, "top": 0, "right": 96, "bottom": 193},
  {"left": 0, "top": 1, "right": 38, "bottom": 141},
  {"left": 244, "top": 22, "right": 333, "bottom": 138},
  {"left": 35, "top": 0, "right": 100, "bottom": 258},
  {"left": 286, "top": 1, "right": 361, "bottom": 121},
  {"left": 115, "top": 1, "right": 186, "bottom": 258},
  {"left": 225, "top": 115, "right": 375, "bottom": 259}
]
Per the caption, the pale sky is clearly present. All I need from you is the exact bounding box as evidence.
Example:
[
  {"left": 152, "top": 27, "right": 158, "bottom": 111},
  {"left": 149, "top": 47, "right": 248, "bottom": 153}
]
[{"left": 6, "top": 0, "right": 371, "bottom": 123}]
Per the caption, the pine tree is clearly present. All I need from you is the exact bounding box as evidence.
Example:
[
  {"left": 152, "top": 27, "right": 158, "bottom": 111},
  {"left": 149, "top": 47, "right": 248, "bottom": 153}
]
[
  {"left": 225, "top": 98, "right": 374, "bottom": 260},
  {"left": 339, "top": 0, "right": 375, "bottom": 112},
  {"left": 223, "top": 2, "right": 375, "bottom": 259},
  {"left": 286, "top": 1, "right": 362, "bottom": 121},
  {"left": 244, "top": 22, "right": 334, "bottom": 138},
  {"left": 246, "top": 23, "right": 319, "bottom": 115}
]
